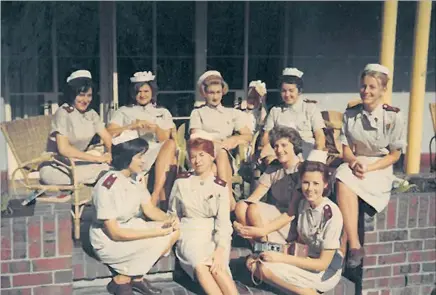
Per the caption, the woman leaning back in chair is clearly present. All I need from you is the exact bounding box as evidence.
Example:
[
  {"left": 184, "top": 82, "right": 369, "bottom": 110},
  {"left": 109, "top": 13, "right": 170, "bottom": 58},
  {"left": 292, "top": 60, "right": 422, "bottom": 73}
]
[
  {"left": 233, "top": 126, "right": 303, "bottom": 244},
  {"left": 246, "top": 150, "right": 344, "bottom": 295},
  {"left": 189, "top": 70, "right": 252, "bottom": 211},
  {"left": 335, "top": 63, "right": 407, "bottom": 268},
  {"left": 90, "top": 130, "right": 180, "bottom": 295},
  {"left": 107, "top": 71, "right": 177, "bottom": 209},
  {"left": 168, "top": 138, "right": 238, "bottom": 295},
  {"left": 39, "top": 69, "right": 112, "bottom": 185}
]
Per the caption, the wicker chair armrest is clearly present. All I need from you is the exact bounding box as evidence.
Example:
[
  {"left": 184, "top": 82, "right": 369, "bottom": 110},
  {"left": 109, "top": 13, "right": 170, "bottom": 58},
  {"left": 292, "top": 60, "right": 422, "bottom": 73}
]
[{"left": 19, "top": 152, "right": 57, "bottom": 171}]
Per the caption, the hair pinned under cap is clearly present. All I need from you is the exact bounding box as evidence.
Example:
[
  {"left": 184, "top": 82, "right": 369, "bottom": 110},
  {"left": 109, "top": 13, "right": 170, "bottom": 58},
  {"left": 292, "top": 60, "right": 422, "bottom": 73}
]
[
  {"left": 66, "top": 70, "right": 92, "bottom": 83},
  {"left": 249, "top": 80, "right": 267, "bottom": 97},
  {"left": 196, "top": 70, "right": 229, "bottom": 98},
  {"left": 282, "top": 68, "right": 304, "bottom": 78},
  {"left": 130, "top": 71, "right": 156, "bottom": 83},
  {"left": 112, "top": 130, "right": 139, "bottom": 145},
  {"left": 364, "top": 64, "right": 389, "bottom": 76},
  {"left": 306, "top": 150, "right": 328, "bottom": 164}
]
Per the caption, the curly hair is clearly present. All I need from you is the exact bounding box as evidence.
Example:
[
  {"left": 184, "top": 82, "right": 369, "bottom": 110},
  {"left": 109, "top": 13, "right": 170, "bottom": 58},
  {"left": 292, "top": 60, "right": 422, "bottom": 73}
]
[
  {"left": 268, "top": 126, "right": 303, "bottom": 156},
  {"left": 298, "top": 160, "right": 332, "bottom": 196}
]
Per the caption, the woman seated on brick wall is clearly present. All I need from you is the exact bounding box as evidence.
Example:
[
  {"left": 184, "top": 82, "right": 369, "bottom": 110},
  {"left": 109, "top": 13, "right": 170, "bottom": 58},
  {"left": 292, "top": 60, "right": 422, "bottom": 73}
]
[
  {"left": 335, "top": 63, "right": 407, "bottom": 268},
  {"left": 246, "top": 150, "right": 344, "bottom": 295},
  {"left": 167, "top": 138, "right": 238, "bottom": 295},
  {"left": 90, "top": 130, "right": 180, "bottom": 295},
  {"left": 189, "top": 70, "right": 252, "bottom": 211},
  {"left": 233, "top": 126, "right": 303, "bottom": 245},
  {"left": 107, "top": 71, "right": 177, "bottom": 210},
  {"left": 39, "top": 70, "right": 113, "bottom": 185}
]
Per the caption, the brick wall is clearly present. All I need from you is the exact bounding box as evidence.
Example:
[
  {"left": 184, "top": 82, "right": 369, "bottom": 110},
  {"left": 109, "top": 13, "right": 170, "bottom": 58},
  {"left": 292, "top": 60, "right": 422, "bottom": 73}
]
[
  {"left": 1, "top": 203, "right": 73, "bottom": 295},
  {"left": 362, "top": 191, "right": 436, "bottom": 295}
]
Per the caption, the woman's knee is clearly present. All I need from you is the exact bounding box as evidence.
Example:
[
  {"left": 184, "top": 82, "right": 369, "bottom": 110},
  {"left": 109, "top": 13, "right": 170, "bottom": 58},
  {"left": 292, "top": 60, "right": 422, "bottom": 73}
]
[
  {"left": 246, "top": 204, "right": 260, "bottom": 220},
  {"left": 234, "top": 201, "right": 248, "bottom": 220}
]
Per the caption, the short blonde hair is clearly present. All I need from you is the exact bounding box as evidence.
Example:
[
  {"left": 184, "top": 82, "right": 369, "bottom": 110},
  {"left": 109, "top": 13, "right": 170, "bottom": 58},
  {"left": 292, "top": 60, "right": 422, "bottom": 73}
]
[{"left": 360, "top": 70, "right": 389, "bottom": 89}]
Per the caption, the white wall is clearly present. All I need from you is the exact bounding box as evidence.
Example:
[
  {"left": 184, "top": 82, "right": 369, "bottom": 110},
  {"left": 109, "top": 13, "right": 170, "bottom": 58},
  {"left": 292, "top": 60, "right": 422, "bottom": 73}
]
[{"left": 305, "top": 92, "right": 436, "bottom": 153}]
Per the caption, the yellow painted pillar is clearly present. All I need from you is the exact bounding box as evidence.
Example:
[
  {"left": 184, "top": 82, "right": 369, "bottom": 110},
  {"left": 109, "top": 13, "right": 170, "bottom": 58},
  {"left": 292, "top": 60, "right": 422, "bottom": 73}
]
[
  {"left": 379, "top": 0, "right": 398, "bottom": 104},
  {"left": 405, "top": 0, "right": 433, "bottom": 174}
]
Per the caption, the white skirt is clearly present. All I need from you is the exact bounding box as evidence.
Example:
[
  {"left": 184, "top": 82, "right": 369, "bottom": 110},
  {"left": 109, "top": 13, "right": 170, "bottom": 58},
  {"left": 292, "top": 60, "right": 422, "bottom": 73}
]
[
  {"left": 256, "top": 202, "right": 291, "bottom": 244},
  {"left": 261, "top": 251, "right": 343, "bottom": 292},
  {"left": 90, "top": 218, "right": 174, "bottom": 276},
  {"left": 140, "top": 141, "right": 164, "bottom": 174},
  {"left": 176, "top": 218, "right": 231, "bottom": 280},
  {"left": 335, "top": 156, "right": 394, "bottom": 213}
]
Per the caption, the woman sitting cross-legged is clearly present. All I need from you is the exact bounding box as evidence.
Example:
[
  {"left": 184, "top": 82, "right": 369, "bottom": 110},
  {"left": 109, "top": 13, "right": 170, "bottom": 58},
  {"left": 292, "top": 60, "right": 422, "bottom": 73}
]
[
  {"left": 233, "top": 126, "right": 303, "bottom": 244},
  {"left": 168, "top": 138, "right": 238, "bottom": 295},
  {"left": 246, "top": 150, "right": 345, "bottom": 295},
  {"left": 90, "top": 130, "right": 180, "bottom": 295}
]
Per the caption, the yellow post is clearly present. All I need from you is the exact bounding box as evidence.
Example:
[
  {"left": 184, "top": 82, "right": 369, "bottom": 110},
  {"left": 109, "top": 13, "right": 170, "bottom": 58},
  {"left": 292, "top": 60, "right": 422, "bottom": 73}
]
[
  {"left": 379, "top": 0, "right": 398, "bottom": 104},
  {"left": 405, "top": 0, "right": 433, "bottom": 174}
]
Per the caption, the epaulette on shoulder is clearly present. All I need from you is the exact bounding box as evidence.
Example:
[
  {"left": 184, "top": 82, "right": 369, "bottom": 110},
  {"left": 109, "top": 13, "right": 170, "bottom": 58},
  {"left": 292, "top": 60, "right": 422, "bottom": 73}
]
[
  {"left": 214, "top": 176, "right": 227, "bottom": 187},
  {"left": 177, "top": 171, "right": 192, "bottom": 179},
  {"left": 346, "top": 101, "right": 362, "bottom": 110},
  {"left": 194, "top": 104, "right": 207, "bottom": 110},
  {"left": 62, "top": 105, "right": 74, "bottom": 113},
  {"left": 303, "top": 99, "right": 318, "bottom": 104},
  {"left": 102, "top": 173, "right": 117, "bottom": 189},
  {"left": 323, "top": 204, "right": 333, "bottom": 221},
  {"left": 383, "top": 104, "right": 400, "bottom": 113}
]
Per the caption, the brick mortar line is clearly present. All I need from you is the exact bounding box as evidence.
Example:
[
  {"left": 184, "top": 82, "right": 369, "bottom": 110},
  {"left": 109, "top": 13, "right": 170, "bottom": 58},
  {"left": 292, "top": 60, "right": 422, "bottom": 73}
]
[
  {"left": 55, "top": 213, "right": 59, "bottom": 257},
  {"left": 2, "top": 255, "right": 73, "bottom": 263},
  {"left": 1, "top": 283, "right": 73, "bottom": 290},
  {"left": 38, "top": 215, "right": 42, "bottom": 258}
]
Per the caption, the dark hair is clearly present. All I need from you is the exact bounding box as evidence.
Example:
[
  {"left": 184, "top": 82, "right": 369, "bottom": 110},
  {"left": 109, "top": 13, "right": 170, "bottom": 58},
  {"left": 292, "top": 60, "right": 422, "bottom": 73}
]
[
  {"left": 268, "top": 126, "right": 303, "bottom": 156},
  {"left": 279, "top": 75, "right": 304, "bottom": 93},
  {"left": 187, "top": 138, "right": 215, "bottom": 158},
  {"left": 129, "top": 81, "right": 159, "bottom": 105},
  {"left": 298, "top": 161, "right": 332, "bottom": 196},
  {"left": 65, "top": 77, "right": 93, "bottom": 105},
  {"left": 111, "top": 138, "right": 149, "bottom": 170}
]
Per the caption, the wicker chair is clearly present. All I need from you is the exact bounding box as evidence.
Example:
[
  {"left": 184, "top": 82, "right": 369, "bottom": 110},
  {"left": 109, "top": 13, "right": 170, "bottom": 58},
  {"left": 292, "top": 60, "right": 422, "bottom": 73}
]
[{"left": 0, "top": 115, "right": 92, "bottom": 240}]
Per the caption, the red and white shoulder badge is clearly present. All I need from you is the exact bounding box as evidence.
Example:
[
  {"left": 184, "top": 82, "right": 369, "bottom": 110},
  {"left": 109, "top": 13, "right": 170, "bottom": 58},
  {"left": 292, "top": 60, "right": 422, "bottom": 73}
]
[
  {"left": 303, "top": 99, "right": 318, "bottom": 104},
  {"left": 214, "top": 177, "right": 227, "bottom": 187},
  {"left": 102, "top": 173, "right": 117, "bottom": 189},
  {"left": 62, "top": 105, "right": 74, "bottom": 113},
  {"left": 383, "top": 104, "right": 400, "bottom": 113},
  {"left": 177, "top": 171, "right": 192, "bottom": 179},
  {"left": 323, "top": 204, "right": 333, "bottom": 221}
]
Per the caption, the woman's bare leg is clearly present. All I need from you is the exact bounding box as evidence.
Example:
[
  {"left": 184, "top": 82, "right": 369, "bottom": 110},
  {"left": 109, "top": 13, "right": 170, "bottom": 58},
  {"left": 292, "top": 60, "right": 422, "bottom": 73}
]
[
  {"left": 195, "top": 265, "right": 223, "bottom": 295},
  {"left": 246, "top": 203, "right": 267, "bottom": 241},
  {"left": 216, "top": 149, "right": 236, "bottom": 211},
  {"left": 234, "top": 201, "right": 249, "bottom": 225},
  {"left": 151, "top": 139, "right": 177, "bottom": 209},
  {"left": 336, "top": 181, "right": 360, "bottom": 249},
  {"left": 211, "top": 270, "right": 238, "bottom": 295}
]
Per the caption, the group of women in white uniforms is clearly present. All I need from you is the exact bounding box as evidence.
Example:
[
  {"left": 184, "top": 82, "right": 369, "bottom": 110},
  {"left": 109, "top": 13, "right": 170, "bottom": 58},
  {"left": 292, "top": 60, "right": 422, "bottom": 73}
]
[{"left": 37, "top": 61, "right": 406, "bottom": 295}]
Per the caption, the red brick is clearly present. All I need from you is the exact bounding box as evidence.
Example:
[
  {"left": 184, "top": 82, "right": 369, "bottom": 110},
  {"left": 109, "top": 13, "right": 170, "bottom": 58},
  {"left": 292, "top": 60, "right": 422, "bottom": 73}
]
[
  {"left": 420, "top": 285, "right": 434, "bottom": 294},
  {"left": 418, "top": 196, "right": 429, "bottom": 227},
  {"left": 393, "top": 263, "right": 420, "bottom": 275},
  {"left": 407, "top": 273, "right": 434, "bottom": 285},
  {"left": 1, "top": 288, "right": 32, "bottom": 295},
  {"left": 1, "top": 236, "right": 11, "bottom": 260},
  {"left": 1, "top": 275, "right": 11, "bottom": 288},
  {"left": 429, "top": 197, "right": 435, "bottom": 225},
  {"left": 73, "top": 264, "right": 85, "bottom": 280},
  {"left": 384, "top": 276, "right": 406, "bottom": 288},
  {"left": 393, "top": 240, "right": 423, "bottom": 252},
  {"left": 363, "top": 266, "right": 392, "bottom": 278},
  {"left": 386, "top": 199, "right": 397, "bottom": 229},
  {"left": 376, "top": 277, "right": 389, "bottom": 287},
  {"left": 57, "top": 215, "right": 72, "bottom": 256},
  {"left": 378, "top": 253, "right": 406, "bottom": 265},
  {"left": 365, "top": 243, "right": 393, "bottom": 255},
  {"left": 366, "top": 292, "right": 379, "bottom": 295},
  {"left": 408, "top": 196, "right": 419, "bottom": 228},
  {"left": 424, "top": 239, "right": 435, "bottom": 250},
  {"left": 2, "top": 261, "right": 31, "bottom": 273},
  {"left": 12, "top": 272, "right": 52, "bottom": 287},
  {"left": 410, "top": 228, "right": 436, "bottom": 239},
  {"left": 408, "top": 250, "right": 436, "bottom": 262},
  {"left": 32, "top": 257, "right": 71, "bottom": 272},
  {"left": 363, "top": 255, "right": 377, "bottom": 266},
  {"left": 27, "top": 221, "right": 41, "bottom": 259},
  {"left": 376, "top": 210, "right": 386, "bottom": 230},
  {"left": 362, "top": 278, "right": 376, "bottom": 289},
  {"left": 365, "top": 232, "right": 378, "bottom": 244},
  {"left": 33, "top": 284, "right": 73, "bottom": 295},
  {"left": 380, "top": 290, "right": 391, "bottom": 295},
  {"left": 43, "top": 219, "right": 55, "bottom": 232},
  {"left": 43, "top": 240, "right": 56, "bottom": 257}
]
